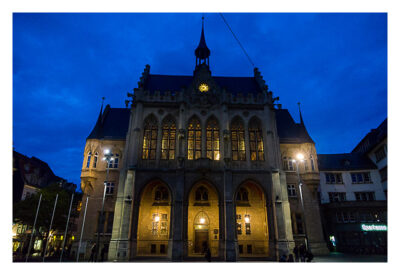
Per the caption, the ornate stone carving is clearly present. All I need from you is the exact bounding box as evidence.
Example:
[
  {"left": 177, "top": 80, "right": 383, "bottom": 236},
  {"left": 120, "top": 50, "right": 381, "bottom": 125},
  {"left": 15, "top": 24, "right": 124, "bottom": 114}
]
[{"left": 178, "top": 129, "right": 186, "bottom": 139}]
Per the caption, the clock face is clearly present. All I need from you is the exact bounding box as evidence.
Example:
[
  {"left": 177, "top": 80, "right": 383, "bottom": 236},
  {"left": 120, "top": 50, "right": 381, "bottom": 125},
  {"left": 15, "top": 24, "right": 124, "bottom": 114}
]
[{"left": 198, "top": 83, "right": 209, "bottom": 93}]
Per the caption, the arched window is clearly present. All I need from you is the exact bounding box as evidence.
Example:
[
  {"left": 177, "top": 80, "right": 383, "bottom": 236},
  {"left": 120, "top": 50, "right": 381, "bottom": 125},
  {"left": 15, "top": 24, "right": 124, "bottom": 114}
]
[
  {"left": 236, "top": 188, "right": 249, "bottom": 201},
  {"left": 154, "top": 186, "right": 169, "bottom": 201},
  {"left": 142, "top": 116, "right": 158, "bottom": 160},
  {"left": 93, "top": 152, "right": 98, "bottom": 168},
  {"left": 161, "top": 117, "right": 176, "bottom": 160},
  {"left": 248, "top": 118, "right": 264, "bottom": 161},
  {"left": 206, "top": 118, "right": 220, "bottom": 160},
  {"left": 195, "top": 186, "right": 209, "bottom": 201},
  {"left": 282, "top": 157, "right": 288, "bottom": 170},
  {"left": 86, "top": 151, "right": 92, "bottom": 168},
  {"left": 310, "top": 155, "right": 315, "bottom": 171},
  {"left": 231, "top": 118, "right": 246, "bottom": 161},
  {"left": 188, "top": 117, "right": 201, "bottom": 160}
]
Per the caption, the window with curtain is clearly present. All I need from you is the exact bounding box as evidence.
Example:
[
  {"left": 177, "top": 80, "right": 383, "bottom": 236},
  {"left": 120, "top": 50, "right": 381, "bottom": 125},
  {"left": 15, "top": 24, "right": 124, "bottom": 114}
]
[
  {"left": 142, "top": 116, "right": 158, "bottom": 160},
  {"left": 188, "top": 117, "right": 202, "bottom": 160},
  {"left": 248, "top": 118, "right": 264, "bottom": 161},
  {"left": 231, "top": 118, "right": 246, "bottom": 161},
  {"left": 161, "top": 117, "right": 176, "bottom": 160},
  {"left": 206, "top": 118, "right": 220, "bottom": 160}
]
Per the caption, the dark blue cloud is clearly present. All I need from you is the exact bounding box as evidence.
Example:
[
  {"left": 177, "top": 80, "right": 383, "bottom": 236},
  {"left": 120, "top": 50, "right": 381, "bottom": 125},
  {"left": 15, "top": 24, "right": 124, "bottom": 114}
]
[{"left": 13, "top": 13, "right": 387, "bottom": 188}]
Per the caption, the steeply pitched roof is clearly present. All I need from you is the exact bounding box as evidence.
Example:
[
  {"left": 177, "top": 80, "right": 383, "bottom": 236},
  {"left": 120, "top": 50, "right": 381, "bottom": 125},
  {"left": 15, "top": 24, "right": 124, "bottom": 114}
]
[
  {"left": 317, "top": 153, "right": 377, "bottom": 171},
  {"left": 352, "top": 118, "right": 387, "bottom": 154},
  {"left": 87, "top": 105, "right": 131, "bottom": 140},
  {"left": 143, "top": 74, "right": 263, "bottom": 96},
  {"left": 275, "top": 109, "right": 314, "bottom": 144}
]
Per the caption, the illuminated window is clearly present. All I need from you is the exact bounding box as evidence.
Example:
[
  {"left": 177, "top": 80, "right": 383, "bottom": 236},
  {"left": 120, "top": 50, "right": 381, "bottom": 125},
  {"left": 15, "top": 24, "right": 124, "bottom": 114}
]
[
  {"left": 206, "top": 118, "right": 220, "bottom": 160},
  {"left": 237, "top": 222, "right": 242, "bottom": 235},
  {"left": 188, "top": 117, "right": 202, "bottom": 160},
  {"left": 154, "top": 186, "right": 169, "bottom": 201},
  {"left": 93, "top": 152, "right": 98, "bottom": 168},
  {"left": 161, "top": 117, "right": 176, "bottom": 160},
  {"left": 248, "top": 118, "right": 264, "bottom": 161},
  {"left": 142, "top": 116, "right": 158, "bottom": 160},
  {"left": 86, "top": 151, "right": 92, "bottom": 168},
  {"left": 231, "top": 118, "right": 246, "bottom": 161},
  {"left": 195, "top": 186, "right": 208, "bottom": 201},
  {"left": 245, "top": 214, "right": 251, "bottom": 235}
]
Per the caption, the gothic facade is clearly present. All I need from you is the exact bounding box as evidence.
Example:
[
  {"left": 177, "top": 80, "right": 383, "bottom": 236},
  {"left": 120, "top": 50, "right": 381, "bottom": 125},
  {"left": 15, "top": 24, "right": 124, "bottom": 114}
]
[{"left": 75, "top": 22, "right": 328, "bottom": 262}]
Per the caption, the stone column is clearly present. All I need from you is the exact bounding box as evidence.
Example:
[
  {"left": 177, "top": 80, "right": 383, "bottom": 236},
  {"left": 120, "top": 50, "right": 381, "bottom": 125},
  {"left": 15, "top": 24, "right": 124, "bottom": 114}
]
[
  {"left": 170, "top": 171, "right": 185, "bottom": 261},
  {"left": 223, "top": 170, "right": 237, "bottom": 261}
]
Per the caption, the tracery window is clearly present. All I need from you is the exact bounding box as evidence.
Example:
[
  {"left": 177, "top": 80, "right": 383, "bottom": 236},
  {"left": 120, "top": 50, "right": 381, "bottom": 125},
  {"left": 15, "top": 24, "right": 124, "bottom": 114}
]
[
  {"left": 248, "top": 118, "right": 264, "bottom": 161},
  {"left": 142, "top": 116, "right": 158, "bottom": 160},
  {"left": 195, "top": 186, "right": 209, "bottom": 201},
  {"left": 231, "top": 118, "right": 246, "bottom": 161},
  {"left": 236, "top": 188, "right": 249, "bottom": 202},
  {"left": 206, "top": 118, "right": 220, "bottom": 160},
  {"left": 161, "top": 117, "right": 176, "bottom": 160},
  {"left": 93, "top": 152, "right": 98, "bottom": 168},
  {"left": 188, "top": 117, "right": 202, "bottom": 160},
  {"left": 86, "top": 151, "right": 92, "bottom": 168},
  {"left": 154, "top": 186, "right": 169, "bottom": 201}
]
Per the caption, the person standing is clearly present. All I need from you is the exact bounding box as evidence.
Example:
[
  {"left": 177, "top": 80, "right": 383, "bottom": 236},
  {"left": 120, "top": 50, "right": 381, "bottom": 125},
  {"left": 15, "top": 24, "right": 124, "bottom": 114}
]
[
  {"left": 293, "top": 245, "right": 299, "bottom": 262},
  {"left": 287, "top": 254, "right": 295, "bottom": 262},
  {"left": 89, "top": 243, "right": 97, "bottom": 262},
  {"left": 299, "top": 244, "right": 306, "bottom": 262}
]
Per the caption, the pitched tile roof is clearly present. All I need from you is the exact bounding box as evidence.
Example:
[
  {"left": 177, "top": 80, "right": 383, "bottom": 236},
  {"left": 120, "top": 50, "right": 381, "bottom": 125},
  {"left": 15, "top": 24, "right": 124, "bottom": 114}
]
[
  {"left": 317, "top": 153, "right": 377, "bottom": 171},
  {"left": 275, "top": 109, "right": 314, "bottom": 144}
]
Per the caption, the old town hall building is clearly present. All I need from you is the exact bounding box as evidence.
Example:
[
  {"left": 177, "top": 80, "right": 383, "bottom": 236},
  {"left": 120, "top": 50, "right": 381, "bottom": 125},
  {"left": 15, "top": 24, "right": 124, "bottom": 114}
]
[{"left": 75, "top": 20, "right": 328, "bottom": 262}]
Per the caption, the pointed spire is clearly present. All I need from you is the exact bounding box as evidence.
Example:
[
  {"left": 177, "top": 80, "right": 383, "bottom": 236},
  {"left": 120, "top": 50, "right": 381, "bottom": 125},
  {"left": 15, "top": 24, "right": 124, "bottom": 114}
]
[
  {"left": 195, "top": 16, "right": 210, "bottom": 67},
  {"left": 298, "top": 102, "right": 304, "bottom": 125}
]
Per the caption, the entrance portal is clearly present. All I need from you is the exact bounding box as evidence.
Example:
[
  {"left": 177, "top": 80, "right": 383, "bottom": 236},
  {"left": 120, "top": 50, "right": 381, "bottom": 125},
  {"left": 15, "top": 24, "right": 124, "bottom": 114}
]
[{"left": 194, "top": 231, "right": 209, "bottom": 253}]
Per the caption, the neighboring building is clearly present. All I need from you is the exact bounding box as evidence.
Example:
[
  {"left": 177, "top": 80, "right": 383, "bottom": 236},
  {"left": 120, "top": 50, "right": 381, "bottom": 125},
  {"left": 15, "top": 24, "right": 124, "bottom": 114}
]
[
  {"left": 12, "top": 150, "right": 78, "bottom": 258},
  {"left": 75, "top": 20, "right": 328, "bottom": 262},
  {"left": 318, "top": 153, "right": 387, "bottom": 254},
  {"left": 352, "top": 119, "right": 387, "bottom": 197}
]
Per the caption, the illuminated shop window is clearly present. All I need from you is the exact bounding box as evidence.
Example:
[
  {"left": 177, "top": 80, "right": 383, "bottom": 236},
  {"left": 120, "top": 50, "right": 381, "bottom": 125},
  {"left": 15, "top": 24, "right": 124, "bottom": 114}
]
[
  {"left": 161, "top": 117, "right": 176, "bottom": 160},
  {"left": 188, "top": 117, "right": 202, "bottom": 160},
  {"left": 248, "top": 118, "right": 264, "bottom": 161},
  {"left": 142, "top": 116, "right": 158, "bottom": 160},
  {"left": 206, "top": 118, "right": 220, "bottom": 160},
  {"left": 231, "top": 118, "right": 246, "bottom": 161}
]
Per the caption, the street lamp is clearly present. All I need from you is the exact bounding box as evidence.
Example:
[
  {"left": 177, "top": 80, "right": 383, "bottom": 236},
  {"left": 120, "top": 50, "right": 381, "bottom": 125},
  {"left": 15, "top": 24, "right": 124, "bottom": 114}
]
[
  {"left": 292, "top": 153, "right": 310, "bottom": 251},
  {"left": 96, "top": 148, "right": 113, "bottom": 262}
]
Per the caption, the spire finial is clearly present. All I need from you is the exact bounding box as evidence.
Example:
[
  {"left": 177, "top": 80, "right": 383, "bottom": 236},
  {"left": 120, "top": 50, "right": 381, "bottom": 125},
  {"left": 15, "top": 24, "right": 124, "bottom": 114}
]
[
  {"left": 195, "top": 14, "right": 210, "bottom": 67},
  {"left": 298, "top": 102, "right": 304, "bottom": 125}
]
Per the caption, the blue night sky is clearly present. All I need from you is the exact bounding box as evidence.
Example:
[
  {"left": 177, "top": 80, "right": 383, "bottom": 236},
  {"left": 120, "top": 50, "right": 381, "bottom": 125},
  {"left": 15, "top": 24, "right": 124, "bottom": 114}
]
[{"left": 13, "top": 13, "right": 387, "bottom": 189}]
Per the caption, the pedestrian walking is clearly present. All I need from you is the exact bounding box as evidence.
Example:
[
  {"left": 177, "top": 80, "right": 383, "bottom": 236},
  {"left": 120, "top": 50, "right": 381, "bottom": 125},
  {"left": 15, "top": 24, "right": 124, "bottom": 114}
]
[
  {"left": 89, "top": 243, "right": 97, "bottom": 262},
  {"left": 293, "top": 245, "right": 299, "bottom": 262},
  {"left": 287, "top": 254, "right": 294, "bottom": 262}
]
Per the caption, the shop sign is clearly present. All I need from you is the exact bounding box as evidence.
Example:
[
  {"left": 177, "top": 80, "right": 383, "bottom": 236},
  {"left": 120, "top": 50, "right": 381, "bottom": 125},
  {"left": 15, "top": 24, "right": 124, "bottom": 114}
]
[{"left": 361, "top": 224, "right": 387, "bottom": 231}]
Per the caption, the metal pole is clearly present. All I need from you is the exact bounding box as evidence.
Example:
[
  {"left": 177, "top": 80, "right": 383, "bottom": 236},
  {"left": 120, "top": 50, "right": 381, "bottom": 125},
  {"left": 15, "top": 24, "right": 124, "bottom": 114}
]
[
  {"left": 296, "top": 161, "right": 310, "bottom": 251},
  {"left": 96, "top": 158, "right": 110, "bottom": 262},
  {"left": 25, "top": 193, "right": 42, "bottom": 262},
  {"left": 43, "top": 193, "right": 58, "bottom": 262},
  {"left": 77, "top": 196, "right": 89, "bottom": 262},
  {"left": 60, "top": 193, "right": 74, "bottom": 262}
]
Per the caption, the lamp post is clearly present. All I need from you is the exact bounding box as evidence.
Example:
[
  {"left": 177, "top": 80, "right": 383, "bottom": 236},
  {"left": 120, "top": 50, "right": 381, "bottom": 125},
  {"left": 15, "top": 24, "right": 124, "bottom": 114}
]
[
  {"left": 293, "top": 153, "right": 310, "bottom": 251},
  {"left": 96, "top": 149, "right": 113, "bottom": 262}
]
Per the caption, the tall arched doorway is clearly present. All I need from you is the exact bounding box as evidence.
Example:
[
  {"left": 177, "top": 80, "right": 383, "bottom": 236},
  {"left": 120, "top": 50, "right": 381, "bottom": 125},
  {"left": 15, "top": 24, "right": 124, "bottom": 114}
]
[
  {"left": 137, "top": 181, "right": 171, "bottom": 256},
  {"left": 234, "top": 181, "right": 269, "bottom": 257},
  {"left": 187, "top": 181, "right": 219, "bottom": 257}
]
